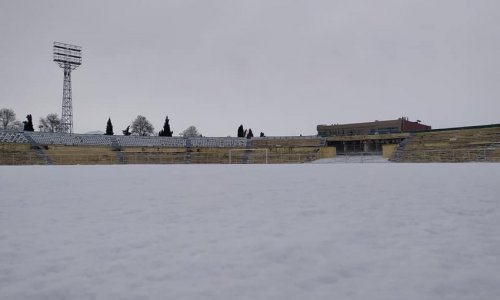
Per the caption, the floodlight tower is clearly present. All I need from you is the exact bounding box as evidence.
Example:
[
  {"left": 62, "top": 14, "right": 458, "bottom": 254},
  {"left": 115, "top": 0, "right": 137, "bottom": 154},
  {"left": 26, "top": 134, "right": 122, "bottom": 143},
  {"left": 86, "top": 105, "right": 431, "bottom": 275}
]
[{"left": 53, "top": 42, "right": 82, "bottom": 134}]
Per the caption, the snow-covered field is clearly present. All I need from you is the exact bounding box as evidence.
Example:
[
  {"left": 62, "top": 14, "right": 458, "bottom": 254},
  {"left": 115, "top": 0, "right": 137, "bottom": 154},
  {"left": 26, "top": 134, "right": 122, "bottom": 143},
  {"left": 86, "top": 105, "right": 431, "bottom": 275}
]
[
  {"left": 312, "top": 155, "right": 390, "bottom": 163},
  {"left": 1, "top": 163, "right": 499, "bottom": 300}
]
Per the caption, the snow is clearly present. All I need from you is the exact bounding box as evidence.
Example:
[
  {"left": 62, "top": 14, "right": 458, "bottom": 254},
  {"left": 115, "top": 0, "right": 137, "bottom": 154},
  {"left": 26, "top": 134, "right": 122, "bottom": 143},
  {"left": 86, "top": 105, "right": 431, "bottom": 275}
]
[
  {"left": 1, "top": 163, "right": 499, "bottom": 300},
  {"left": 312, "top": 155, "right": 390, "bottom": 163}
]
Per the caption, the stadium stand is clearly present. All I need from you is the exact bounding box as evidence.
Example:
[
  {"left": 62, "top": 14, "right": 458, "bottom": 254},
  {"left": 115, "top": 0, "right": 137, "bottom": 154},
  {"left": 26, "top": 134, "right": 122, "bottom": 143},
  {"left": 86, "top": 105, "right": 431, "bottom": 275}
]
[
  {"left": 390, "top": 125, "right": 500, "bottom": 162},
  {"left": 0, "top": 131, "right": 46, "bottom": 165},
  {"left": 252, "top": 136, "right": 325, "bottom": 148},
  {"left": 115, "top": 136, "right": 186, "bottom": 147},
  {"left": 25, "top": 132, "right": 113, "bottom": 146},
  {"left": 19, "top": 132, "right": 250, "bottom": 148},
  {"left": 0, "top": 130, "right": 29, "bottom": 143},
  {"left": 0, "top": 130, "right": 335, "bottom": 165},
  {"left": 189, "top": 138, "right": 248, "bottom": 148},
  {"left": 23, "top": 133, "right": 53, "bottom": 165}
]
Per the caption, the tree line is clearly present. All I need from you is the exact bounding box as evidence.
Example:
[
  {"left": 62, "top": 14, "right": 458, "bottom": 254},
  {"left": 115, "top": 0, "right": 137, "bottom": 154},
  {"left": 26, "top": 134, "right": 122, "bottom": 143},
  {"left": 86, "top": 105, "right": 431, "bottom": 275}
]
[
  {"left": 0, "top": 108, "right": 35, "bottom": 132},
  {"left": 238, "top": 124, "right": 265, "bottom": 139},
  {"left": 1, "top": 108, "right": 266, "bottom": 138},
  {"left": 114, "top": 115, "right": 197, "bottom": 137}
]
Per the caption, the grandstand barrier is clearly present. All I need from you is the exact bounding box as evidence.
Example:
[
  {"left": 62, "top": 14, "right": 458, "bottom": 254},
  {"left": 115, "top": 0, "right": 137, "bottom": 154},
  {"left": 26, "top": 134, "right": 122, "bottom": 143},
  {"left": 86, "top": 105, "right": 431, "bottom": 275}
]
[
  {"left": 392, "top": 148, "right": 499, "bottom": 162},
  {"left": 42, "top": 145, "right": 120, "bottom": 165},
  {"left": 0, "top": 143, "right": 44, "bottom": 165}
]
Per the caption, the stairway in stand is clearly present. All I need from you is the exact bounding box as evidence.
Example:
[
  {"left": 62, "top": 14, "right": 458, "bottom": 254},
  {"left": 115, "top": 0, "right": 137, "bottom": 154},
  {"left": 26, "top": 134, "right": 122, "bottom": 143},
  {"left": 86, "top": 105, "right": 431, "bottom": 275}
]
[
  {"left": 23, "top": 133, "right": 53, "bottom": 165},
  {"left": 110, "top": 136, "right": 126, "bottom": 164}
]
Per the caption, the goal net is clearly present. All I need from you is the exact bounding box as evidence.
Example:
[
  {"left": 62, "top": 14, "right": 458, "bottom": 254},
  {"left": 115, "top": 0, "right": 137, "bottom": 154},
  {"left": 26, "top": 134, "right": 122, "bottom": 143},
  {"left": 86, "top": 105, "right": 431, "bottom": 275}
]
[{"left": 228, "top": 148, "right": 268, "bottom": 164}]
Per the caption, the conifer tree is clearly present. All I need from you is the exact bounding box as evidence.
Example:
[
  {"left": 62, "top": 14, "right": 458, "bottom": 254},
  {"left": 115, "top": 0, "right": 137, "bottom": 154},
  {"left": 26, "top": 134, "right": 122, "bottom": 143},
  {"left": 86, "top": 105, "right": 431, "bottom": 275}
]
[
  {"left": 23, "top": 114, "right": 34, "bottom": 131},
  {"left": 246, "top": 128, "right": 254, "bottom": 139},
  {"left": 122, "top": 125, "right": 131, "bottom": 136},
  {"left": 105, "top": 118, "right": 114, "bottom": 135},
  {"left": 237, "top": 124, "right": 245, "bottom": 137},
  {"left": 159, "top": 116, "right": 173, "bottom": 137}
]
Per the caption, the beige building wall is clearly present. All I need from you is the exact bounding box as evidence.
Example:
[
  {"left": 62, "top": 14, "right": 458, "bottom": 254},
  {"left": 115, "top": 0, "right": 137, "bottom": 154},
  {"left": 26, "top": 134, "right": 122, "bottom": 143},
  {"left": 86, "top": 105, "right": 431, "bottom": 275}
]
[
  {"left": 382, "top": 144, "right": 398, "bottom": 158},
  {"left": 319, "top": 147, "right": 336, "bottom": 159}
]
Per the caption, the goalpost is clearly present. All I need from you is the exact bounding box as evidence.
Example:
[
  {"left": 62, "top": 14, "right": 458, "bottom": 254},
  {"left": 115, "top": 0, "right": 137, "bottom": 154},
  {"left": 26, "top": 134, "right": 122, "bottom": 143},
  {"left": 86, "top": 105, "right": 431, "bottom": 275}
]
[{"left": 228, "top": 148, "right": 268, "bottom": 164}]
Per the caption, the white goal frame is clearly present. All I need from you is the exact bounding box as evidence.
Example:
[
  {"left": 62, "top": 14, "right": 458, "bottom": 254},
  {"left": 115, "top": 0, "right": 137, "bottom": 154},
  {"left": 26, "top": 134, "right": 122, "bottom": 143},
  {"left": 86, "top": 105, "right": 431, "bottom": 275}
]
[{"left": 229, "top": 148, "right": 268, "bottom": 164}]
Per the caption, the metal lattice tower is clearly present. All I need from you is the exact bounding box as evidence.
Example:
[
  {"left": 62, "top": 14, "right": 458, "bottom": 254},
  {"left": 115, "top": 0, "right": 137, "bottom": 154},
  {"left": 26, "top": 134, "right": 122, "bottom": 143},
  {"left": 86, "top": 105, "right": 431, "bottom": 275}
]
[{"left": 53, "top": 42, "right": 82, "bottom": 134}]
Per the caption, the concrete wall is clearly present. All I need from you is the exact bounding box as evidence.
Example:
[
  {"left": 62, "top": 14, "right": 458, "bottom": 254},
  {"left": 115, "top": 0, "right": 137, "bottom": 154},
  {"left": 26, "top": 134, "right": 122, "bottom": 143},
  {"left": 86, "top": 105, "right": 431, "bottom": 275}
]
[
  {"left": 0, "top": 143, "right": 43, "bottom": 165},
  {"left": 44, "top": 145, "right": 119, "bottom": 165}
]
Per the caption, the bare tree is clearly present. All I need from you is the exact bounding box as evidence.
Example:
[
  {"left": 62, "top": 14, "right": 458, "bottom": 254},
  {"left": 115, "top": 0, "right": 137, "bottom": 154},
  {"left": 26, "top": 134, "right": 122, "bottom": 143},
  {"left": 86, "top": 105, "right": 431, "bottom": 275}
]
[
  {"left": 39, "top": 113, "right": 61, "bottom": 133},
  {"left": 181, "top": 126, "right": 202, "bottom": 138},
  {"left": 0, "top": 108, "right": 21, "bottom": 130},
  {"left": 11, "top": 121, "right": 23, "bottom": 130},
  {"left": 131, "top": 115, "right": 154, "bottom": 136}
]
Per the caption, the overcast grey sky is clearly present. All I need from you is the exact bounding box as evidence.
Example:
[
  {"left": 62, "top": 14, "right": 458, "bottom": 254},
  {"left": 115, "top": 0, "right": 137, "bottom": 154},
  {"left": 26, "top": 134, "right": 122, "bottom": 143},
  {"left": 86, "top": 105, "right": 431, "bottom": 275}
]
[{"left": 1, "top": 0, "right": 499, "bottom": 136}]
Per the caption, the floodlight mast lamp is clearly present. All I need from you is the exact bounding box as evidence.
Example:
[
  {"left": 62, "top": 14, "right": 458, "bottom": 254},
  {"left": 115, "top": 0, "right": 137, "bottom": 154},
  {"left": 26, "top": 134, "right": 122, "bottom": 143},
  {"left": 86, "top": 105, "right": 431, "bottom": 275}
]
[{"left": 53, "top": 42, "right": 82, "bottom": 134}]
